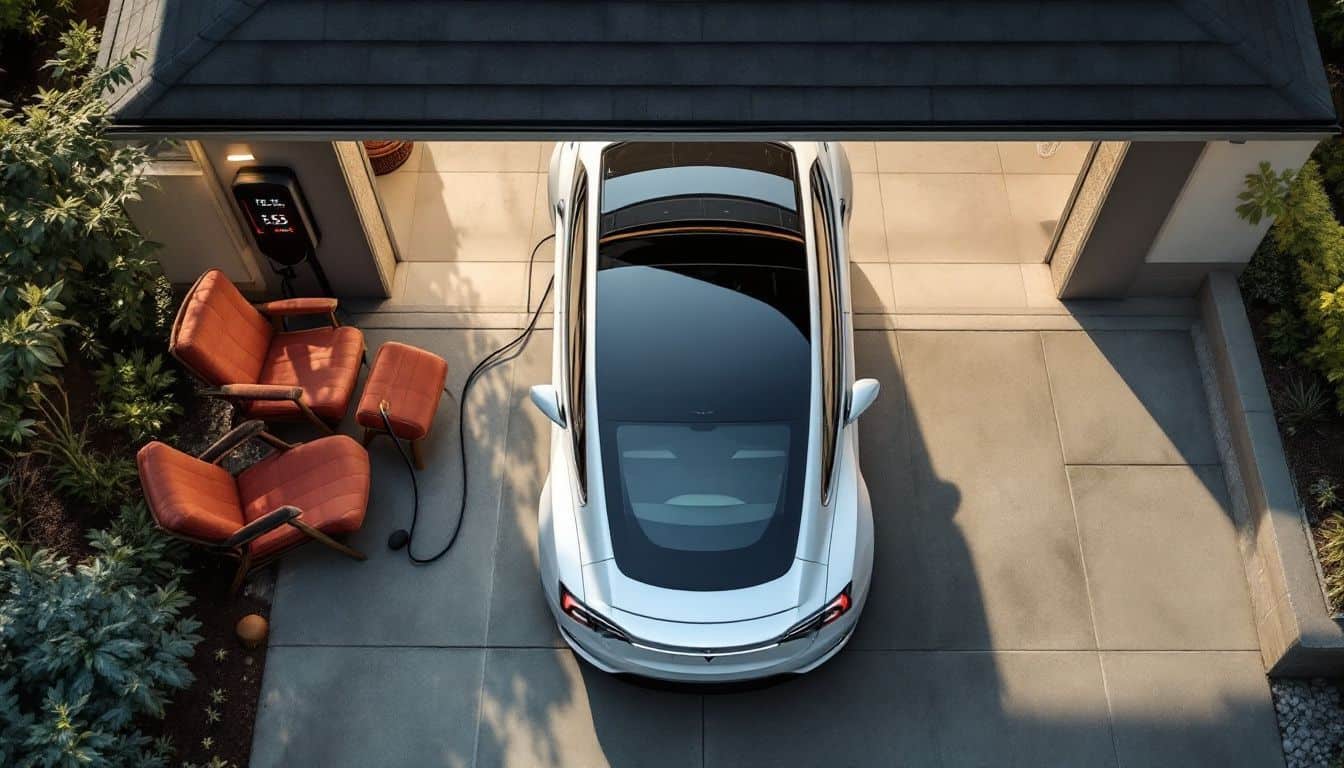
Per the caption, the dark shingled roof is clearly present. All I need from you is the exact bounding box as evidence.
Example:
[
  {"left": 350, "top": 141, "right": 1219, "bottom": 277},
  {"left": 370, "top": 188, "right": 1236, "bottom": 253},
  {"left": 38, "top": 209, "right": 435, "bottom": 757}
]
[{"left": 99, "top": 0, "right": 1337, "bottom": 134}]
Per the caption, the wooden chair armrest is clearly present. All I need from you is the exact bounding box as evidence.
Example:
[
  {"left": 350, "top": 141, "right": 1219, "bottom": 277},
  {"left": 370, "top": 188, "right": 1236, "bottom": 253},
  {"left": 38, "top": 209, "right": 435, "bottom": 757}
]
[
  {"left": 255, "top": 298, "right": 338, "bottom": 316},
  {"left": 204, "top": 384, "right": 305, "bottom": 402},
  {"left": 255, "top": 298, "right": 340, "bottom": 327},
  {"left": 225, "top": 505, "right": 302, "bottom": 549},
  {"left": 198, "top": 419, "right": 268, "bottom": 464}
]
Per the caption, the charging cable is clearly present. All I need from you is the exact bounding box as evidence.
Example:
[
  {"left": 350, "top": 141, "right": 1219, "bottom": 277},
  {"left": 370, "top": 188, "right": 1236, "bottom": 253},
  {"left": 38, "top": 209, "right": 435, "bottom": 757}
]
[{"left": 381, "top": 233, "right": 557, "bottom": 563}]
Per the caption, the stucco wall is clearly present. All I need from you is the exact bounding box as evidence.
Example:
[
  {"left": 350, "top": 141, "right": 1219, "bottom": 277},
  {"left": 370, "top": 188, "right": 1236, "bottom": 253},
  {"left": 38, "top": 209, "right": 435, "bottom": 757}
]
[
  {"left": 127, "top": 144, "right": 268, "bottom": 294},
  {"left": 1054, "top": 139, "right": 1322, "bottom": 299},
  {"left": 1148, "top": 140, "right": 1318, "bottom": 265}
]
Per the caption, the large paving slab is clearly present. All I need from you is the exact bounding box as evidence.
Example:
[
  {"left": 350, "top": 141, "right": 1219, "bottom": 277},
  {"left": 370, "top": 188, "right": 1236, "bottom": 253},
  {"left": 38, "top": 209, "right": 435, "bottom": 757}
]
[
  {"left": 1070, "top": 465, "right": 1258, "bottom": 651},
  {"left": 251, "top": 646, "right": 483, "bottom": 768},
  {"left": 477, "top": 649, "right": 701, "bottom": 768},
  {"left": 849, "top": 331, "right": 919, "bottom": 650},
  {"left": 703, "top": 650, "right": 1115, "bottom": 767},
  {"left": 1042, "top": 330, "right": 1220, "bottom": 466},
  {"left": 486, "top": 331, "right": 564, "bottom": 648},
  {"left": 1102, "top": 652, "right": 1284, "bottom": 768},
  {"left": 880, "top": 331, "right": 1093, "bottom": 650},
  {"left": 269, "top": 329, "right": 520, "bottom": 647}
]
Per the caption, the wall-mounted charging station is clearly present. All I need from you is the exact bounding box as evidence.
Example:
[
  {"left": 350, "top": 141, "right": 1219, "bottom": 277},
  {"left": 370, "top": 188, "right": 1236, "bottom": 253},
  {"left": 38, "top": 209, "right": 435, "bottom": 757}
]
[{"left": 231, "top": 167, "right": 333, "bottom": 296}]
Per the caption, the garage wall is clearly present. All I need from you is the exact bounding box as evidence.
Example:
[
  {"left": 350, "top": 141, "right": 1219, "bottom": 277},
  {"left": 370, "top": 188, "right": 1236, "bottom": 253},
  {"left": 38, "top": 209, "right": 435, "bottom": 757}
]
[
  {"left": 1054, "top": 141, "right": 1205, "bottom": 299},
  {"left": 196, "top": 140, "right": 394, "bottom": 299},
  {"left": 127, "top": 143, "right": 268, "bottom": 294}
]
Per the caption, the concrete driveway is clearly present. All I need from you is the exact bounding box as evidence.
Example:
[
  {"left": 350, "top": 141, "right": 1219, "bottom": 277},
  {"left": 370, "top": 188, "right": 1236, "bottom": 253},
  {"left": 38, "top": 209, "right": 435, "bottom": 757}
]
[{"left": 250, "top": 316, "right": 1283, "bottom": 767}]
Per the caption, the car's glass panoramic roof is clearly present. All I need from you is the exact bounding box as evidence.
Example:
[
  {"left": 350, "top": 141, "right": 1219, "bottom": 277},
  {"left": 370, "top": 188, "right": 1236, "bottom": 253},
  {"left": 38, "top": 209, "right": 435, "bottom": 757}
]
[
  {"left": 599, "top": 142, "right": 802, "bottom": 236},
  {"left": 595, "top": 232, "right": 811, "bottom": 590}
]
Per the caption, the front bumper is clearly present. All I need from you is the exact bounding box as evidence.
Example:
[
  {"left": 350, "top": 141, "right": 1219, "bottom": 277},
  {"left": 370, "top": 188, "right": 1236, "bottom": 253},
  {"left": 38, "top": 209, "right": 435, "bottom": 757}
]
[{"left": 554, "top": 608, "right": 859, "bottom": 684}]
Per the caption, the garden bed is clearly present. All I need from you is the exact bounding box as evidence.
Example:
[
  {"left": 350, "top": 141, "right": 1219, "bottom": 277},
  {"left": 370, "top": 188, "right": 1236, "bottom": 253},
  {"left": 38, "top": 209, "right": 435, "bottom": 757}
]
[{"left": 5, "top": 374, "right": 272, "bottom": 768}]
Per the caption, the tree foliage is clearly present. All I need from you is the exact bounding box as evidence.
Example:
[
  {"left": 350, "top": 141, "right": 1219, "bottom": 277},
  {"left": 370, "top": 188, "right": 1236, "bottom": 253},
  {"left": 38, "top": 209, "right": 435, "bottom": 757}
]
[
  {"left": 0, "top": 23, "right": 165, "bottom": 443},
  {"left": 1241, "top": 159, "right": 1344, "bottom": 411}
]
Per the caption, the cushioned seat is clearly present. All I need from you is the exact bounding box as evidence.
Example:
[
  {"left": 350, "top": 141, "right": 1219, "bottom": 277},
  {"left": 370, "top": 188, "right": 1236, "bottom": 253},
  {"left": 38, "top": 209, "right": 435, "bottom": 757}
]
[
  {"left": 170, "top": 269, "right": 365, "bottom": 431},
  {"left": 136, "top": 424, "right": 370, "bottom": 594},
  {"left": 356, "top": 342, "right": 449, "bottom": 469},
  {"left": 237, "top": 436, "right": 370, "bottom": 557},
  {"left": 244, "top": 326, "right": 364, "bottom": 423}
]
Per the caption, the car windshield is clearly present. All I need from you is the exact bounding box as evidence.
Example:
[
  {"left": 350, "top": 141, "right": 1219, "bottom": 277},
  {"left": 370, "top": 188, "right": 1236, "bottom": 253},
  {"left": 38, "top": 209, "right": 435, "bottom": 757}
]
[{"left": 594, "top": 231, "right": 810, "bottom": 591}]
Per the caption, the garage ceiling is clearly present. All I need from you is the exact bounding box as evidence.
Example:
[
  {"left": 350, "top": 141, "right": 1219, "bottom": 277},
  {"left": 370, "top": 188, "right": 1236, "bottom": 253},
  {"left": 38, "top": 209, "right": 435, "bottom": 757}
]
[{"left": 99, "top": 0, "right": 1336, "bottom": 135}]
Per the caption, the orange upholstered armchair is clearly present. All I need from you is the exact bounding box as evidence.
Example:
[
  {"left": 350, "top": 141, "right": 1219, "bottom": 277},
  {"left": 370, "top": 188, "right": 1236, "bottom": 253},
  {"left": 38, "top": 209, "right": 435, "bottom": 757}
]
[
  {"left": 137, "top": 420, "right": 370, "bottom": 594},
  {"left": 170, "top": 270, "right": 365, "bottom": 433}
]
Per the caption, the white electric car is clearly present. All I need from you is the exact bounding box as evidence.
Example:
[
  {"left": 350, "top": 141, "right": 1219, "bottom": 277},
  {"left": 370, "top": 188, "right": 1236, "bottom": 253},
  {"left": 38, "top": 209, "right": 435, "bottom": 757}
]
[{"left": 531, "top": 141, "right": 878, "bottom": 683}]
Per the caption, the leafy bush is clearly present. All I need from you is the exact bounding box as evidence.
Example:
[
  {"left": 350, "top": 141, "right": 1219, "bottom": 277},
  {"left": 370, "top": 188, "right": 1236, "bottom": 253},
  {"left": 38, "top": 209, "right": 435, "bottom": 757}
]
[
  {"left": 0, "top": 281, "right": 72, "bottom": 391},
  {"left": 95, "top": 350, "right": 181, "bottom": 443},
  {"left": 0, "top": 0, "right": 69, "bottom": 36},
  {"left": 1275, "top": 373, "right": 1331, "bottom": 435},
  {"left": 1265, "top": 308, "right": 1314, "bottom": 361},
  {"left": 1312, "top": 477, "right": 1341, "bottom": 512},
  {"left": 1, "top": 24, "right": 166, "bottom": 433},
  {"left": 1239, "top": 238, "right": 1301, "bottom": 308},
  {"left": 1241, "top": 160, "right": 1344, "bottom": 411},
  {"left": 0, "top": 504, "right": 199, "bottom": 768},
  {"left": 1, "top": 23, "right": 162, "bottom": 337},
  {"left": 30, "top": 388, "right": 134, "bottom": 508}
]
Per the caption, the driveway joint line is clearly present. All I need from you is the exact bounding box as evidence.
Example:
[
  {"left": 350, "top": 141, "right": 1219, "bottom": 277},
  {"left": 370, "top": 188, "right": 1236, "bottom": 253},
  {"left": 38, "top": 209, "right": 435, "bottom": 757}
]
[{"left": 1036, "top": 331, "right": 1121, "bottom": 768}]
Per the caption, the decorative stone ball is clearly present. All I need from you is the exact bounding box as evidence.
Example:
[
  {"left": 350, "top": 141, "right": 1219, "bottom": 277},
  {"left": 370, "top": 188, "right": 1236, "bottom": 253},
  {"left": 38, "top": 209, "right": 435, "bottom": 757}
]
[{"left": 236, "top": 614, "right": 269, "bottom": 649}]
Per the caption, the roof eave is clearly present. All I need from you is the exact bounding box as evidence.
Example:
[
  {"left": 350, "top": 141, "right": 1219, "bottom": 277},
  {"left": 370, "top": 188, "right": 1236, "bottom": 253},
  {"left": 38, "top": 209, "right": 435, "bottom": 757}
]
[{"left": 105, "top": 117, "right": 1341, "bottom": 143}]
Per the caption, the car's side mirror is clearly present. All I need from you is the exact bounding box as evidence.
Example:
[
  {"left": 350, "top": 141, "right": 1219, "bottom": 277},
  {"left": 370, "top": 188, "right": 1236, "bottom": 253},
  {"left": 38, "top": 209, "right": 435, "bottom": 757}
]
[
  {"left": 846, "top": 378, "right": 880, "bottom": 424},
  {"left": 530, "top": 384, "right": 566, "bottom": 428}
]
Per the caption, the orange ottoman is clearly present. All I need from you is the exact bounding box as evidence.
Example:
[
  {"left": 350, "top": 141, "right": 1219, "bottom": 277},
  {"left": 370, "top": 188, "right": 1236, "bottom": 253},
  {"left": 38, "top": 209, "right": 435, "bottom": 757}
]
[{"left": 356, "top": 342, "right": 449, "bottom": 469}]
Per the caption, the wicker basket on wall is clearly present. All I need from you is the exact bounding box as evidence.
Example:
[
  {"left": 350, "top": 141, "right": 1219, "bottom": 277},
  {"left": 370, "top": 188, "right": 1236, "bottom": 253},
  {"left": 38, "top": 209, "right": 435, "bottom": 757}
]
[{"left": 363, "top": 140, "right": 415, "bottom": 175}]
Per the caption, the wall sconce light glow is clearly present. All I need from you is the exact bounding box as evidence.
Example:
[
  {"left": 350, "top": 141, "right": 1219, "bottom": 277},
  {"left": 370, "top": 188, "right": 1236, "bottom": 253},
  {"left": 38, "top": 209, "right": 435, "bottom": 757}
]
[{"left": 226, "top": 152, "right": 255, "bottom": 162}]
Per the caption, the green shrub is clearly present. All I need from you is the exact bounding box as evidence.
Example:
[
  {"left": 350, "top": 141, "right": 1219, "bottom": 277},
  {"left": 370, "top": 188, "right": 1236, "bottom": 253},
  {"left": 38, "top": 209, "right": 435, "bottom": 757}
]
[
  {"left": 1312, "top": 477, "right": 1342, "bottom": 512},
  {"left": 94, "top": 350, "right": 181, "bottom": 443},
  {"left": 1276, "top": 373, "right": 1331, "bottom": 435},
  {"left": 1241, "top": 160, "right": 1344, "bottom": 412},
  {"left": 1265, "top": 307, "right": 1314, "bottom": 360},
  {"left": 0, "top": 281, "right": 72, "bottom": 393},
  {"left": 30, "top": 388, "right": 134, "bottom": 508},
  {"left": 1313, "top": 137, "right": 1344, "bottom": 209},
  {"left": 1, "top": 24, "right": 161, "bottom": 338},
  {"left": 0, "top": 0, "right": 70, "bottom": 36},
  {"left": 1, "top": 24, "right": 164, "bottom": 430},
  {"left": 1239, "top": 238, "right": 1301, "bottom": 308},
  {"left": 0, "top": 504, "right": 199, "bottom": 768}
]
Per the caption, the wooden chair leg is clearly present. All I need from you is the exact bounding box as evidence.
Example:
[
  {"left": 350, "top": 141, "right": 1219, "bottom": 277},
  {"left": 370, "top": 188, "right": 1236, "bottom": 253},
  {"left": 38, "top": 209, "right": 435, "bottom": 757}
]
[
  {"left": 291, "top": 520, "right": 366, "bottom": 561},
  {"left": 297, "top": 400, "right": 335, "bottom": 435},
  {"left": 410, "top": 437, "right": 426, "bottom": 470},
  {"left": 229, "top": 550, "right": 252, "bottom": 596}
]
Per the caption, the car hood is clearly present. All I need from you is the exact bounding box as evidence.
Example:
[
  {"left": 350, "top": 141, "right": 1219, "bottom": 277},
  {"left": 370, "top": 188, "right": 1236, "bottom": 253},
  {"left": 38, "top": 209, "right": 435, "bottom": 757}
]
[{"left": 582, "top": 558, "right": 827, "bottom": 626}]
